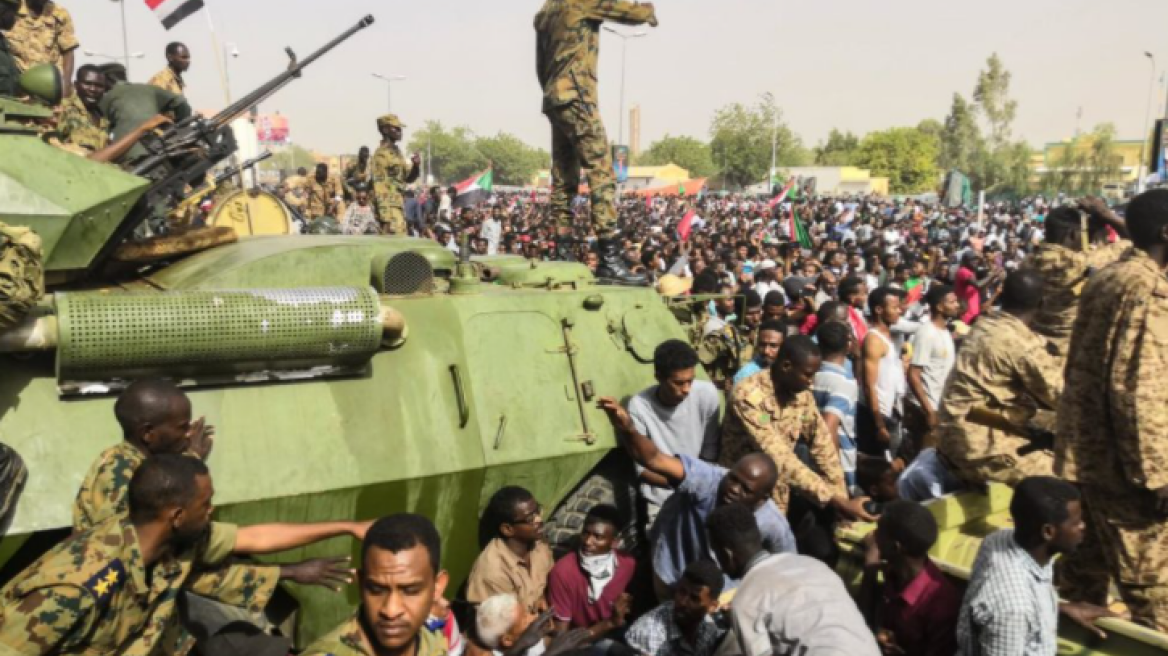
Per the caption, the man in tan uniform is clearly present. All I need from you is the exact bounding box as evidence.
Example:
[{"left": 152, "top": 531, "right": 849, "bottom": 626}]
[
  {"left": 534, "top": 0, "right": 656, "bottom": 283},
  {"left": 302, "top": 162, "right": 345, "bottom": 221},
  {"left": 56, "top": 64, "right": 109, "bottom": 154},
  {"left": 1027, "top": 197, "right": 1129, "bottom": 356},
  {"left": 721, "top": 335, "right": 871, "bottom": 523},
  {"left": 936, "top": 269, "right": 1062, "bottom": 487},
  {"left": 7, "top": 0, "right": 76, "bottom": 96},
  {"left": 1057, "top": 189, "right": 1168, "bottom": 632},
  {"left": 371, "top": 113, "right": 420, "bottom": 235},
  {"left": 147, "top": 41, "right": 189, "bottom": 96}
]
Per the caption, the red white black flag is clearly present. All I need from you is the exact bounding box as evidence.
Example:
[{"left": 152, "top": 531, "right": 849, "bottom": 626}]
[{"left": 146, "top": 0, "right": 204, "bottom": 30}]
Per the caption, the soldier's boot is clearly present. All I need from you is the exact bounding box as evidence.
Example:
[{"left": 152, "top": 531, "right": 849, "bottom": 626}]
[{"left": 595, "top": 236, "right": 647, "bottom": 286}]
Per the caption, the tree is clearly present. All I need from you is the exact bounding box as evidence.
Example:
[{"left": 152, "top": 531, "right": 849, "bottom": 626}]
[
  {"left": 638, "top": 135, "right": 717, "bottom": 178},
  {"left": 968, "top": 54, "right": 1031, "bottom": 194},
  {"left": 916, "top": 119, "right": 943, "bottom": 143},
  {"left": 262, "top": 144, "right": 318, "bottom": 175},
  {"left": 973, "top": 53, "right": 1018, "bottom": 149},
  {"left": 938, "top": 94, "right": 982, "bottom": 175},
  {"left": 709, "top": 93, "right": 808, "bottom": 188},
  {"left": 1042, "top": 123, "right": 1122, "bottom": 194},
  {"left": 474, "top": 132, "right": 549, "bottom": 186},
  {"left": 812, "top": 129, "right": 860, "bottom": 166},
  {"left": 407, "top": 121, "right": 487, "bottom": 184},
  {"left": 853, "top": 127, "right": 940, "bottom": 194}
]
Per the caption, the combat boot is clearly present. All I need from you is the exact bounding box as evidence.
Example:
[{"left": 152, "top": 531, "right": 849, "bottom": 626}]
[{"left": 596, "top": 237, "right": 647, "bottom": 286}]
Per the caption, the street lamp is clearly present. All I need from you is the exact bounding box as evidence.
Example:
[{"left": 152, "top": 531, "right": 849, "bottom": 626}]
[
  {"left": 108, "top": 0, "right": 133, "bottom": 78},
  {"left": 602, "top": 26, "right": 647, "bottom": 146},
  {"left": 1139, "top": 52, "right": 1156, "bottom": 193},
  {"left": 371, "top": 73, "right": 406, "bottom": 113}
]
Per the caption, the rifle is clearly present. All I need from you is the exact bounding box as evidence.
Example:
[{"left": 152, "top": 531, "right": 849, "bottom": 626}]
[
  {"left": 88, "top": 15, "right": 376, "bottom": 276},
  {"left": 214, "top": 151, "right": 273, "bottom": 186},
  {"left": 165, "top": 151, "right": 275, "bottom": 227}
]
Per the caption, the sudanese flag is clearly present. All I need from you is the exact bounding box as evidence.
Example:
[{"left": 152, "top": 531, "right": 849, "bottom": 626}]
[{"left": 146, "top": 0, "right": 204, "bottom": 30}]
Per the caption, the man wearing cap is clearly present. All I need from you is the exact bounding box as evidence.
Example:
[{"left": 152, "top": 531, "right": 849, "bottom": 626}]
[
  {"left": 7, "top": 0, "right": 76, "bottom": 97},
  {"left": 534, "top": 0, "right": 657, "bottom": 285},
  {"left": 0, "top": 0, "right": 19, "bottom": 96},
  {"left": 372, "top": 114, "right": 420, "bottom": 236}
]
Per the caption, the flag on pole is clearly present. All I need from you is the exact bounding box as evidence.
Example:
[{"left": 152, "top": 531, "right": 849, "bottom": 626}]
[
  {"left": 146, "top": 0, "right": 205, "bottom": 30},
  {"left": 678, "top": 210, "right": 697, "bottom": 241},
  {"left": 453, "top": 169, "right": 494, "bottom": 208},
  {"left": 789, "top": 208, "right": 812, "bottom": 249},
  {"left": 768, "top": 179, "right": 796, "bottom": 209}
]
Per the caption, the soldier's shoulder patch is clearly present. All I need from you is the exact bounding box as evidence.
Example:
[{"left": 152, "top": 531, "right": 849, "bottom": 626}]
[{"left": 83, "top": 559, "right": 127, "bottom": 603}]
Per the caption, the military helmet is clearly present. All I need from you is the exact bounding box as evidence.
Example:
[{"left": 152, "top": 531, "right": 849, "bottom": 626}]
[
  {"left": 18, "top": 64, "right": 62, "bottom": 106},
  {"left": 376, "top": 114, "right": 404, "bottom": 129}
]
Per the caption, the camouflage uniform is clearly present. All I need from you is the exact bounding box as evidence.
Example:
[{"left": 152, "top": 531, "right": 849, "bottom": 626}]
[
  {"left": 301, "top": 613, "right": 448, "bottom": 656},
  {"left": 698, "top": 316, "right": 748, "bottom": 391},
  {"left": 720, "top": 371, "right": 847, "bottom": 512},
  {"left": 343, "top": 160, "right": 373, "bottom": 199},
  {"left": 0, "top": 517, "right": 275, "bottom": 655},
  {"left": 1026, "top": 240, "right": 1130, "bottom": 354},
  {"left": 372, "top": 114, "right": 419, "bottom": 235},
  {"left": 303, "top": 174, "right": 345, "bottom": 221},
  {"left": 56, "top": 93, "right": 109, "bottom": 153},
  {"left": 1056, "top": 248, "right": 1168, "bottom": 632},
  {"left": 0, "top": 222, "right": 42, "bottom": 330},
  {"left": 534, "top": 0, "right": 656, "bottom": 234},
  {"left": 71, "top": 442, "right": 281, "bottom": 654},
  {"left": 147, "top": 67, "right": 185, "bottom": 96},
  {"left": 935, "top": 311, "right": 1062, "bottom": 487},
  {"left": 7, "top": 0, "right": 77, "bottom": 75}
]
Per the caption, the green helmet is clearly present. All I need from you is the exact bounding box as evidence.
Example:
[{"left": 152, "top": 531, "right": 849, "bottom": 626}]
[{"left": 18, "top": 65, "right": 62, "bottom": 106}]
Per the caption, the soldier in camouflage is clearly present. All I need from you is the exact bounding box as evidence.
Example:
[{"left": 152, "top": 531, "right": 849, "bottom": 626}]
[
  {"left": 7, "top": 0, "right": 76, "bottom": 96},
  {"left": 720, "top": 336, "right": 872, "bottom": 523},
  {"left": 697, "top": 283, "right": 749, "bottom": 391},
  {"left": 302, "top": 514, "right": 450, "bottom": 656},
  {"left": 371, "top": 114, "right": 420, "bottom": 235},
  {"left": 935, "top": 269, "right": 1062, "bottom": 488},
  {"left": 0, "top": 454, "right": 364, "bottom": 656},
  {"left": 1026, "top": 198, "right": 1130, "bottom": 356},
  {"left": 303, "top": 162, "right": 345, "bottom": 221},
  {"left": 534, "top": 0, "right": 657, "bottom": 284},
  {"left": 0, "top": 0, "right": 19, "bottom": 96},
  {"left": 147, "top": 42, "right": 189, "bottom": 97},
  {"left": 56, "top": 64, "right": 110, "bottom": 154},
  {"left": 1056, "top": 189, "right": 1168, "bottom": 632},
  {"left": 344, "top": 146, "right": 374, "bottom": 201}
]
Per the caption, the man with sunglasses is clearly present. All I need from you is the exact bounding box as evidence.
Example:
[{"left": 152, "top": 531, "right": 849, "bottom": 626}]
[{"left": 468, "top": 486, "right": 554, "bottom": 614}]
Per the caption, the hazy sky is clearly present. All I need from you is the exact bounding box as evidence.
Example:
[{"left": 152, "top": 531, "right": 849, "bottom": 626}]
[{"left": 67, "top": 0, "right": 1168, "bottom": 158}]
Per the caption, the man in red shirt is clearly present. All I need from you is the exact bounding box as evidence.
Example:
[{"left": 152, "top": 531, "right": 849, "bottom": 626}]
[
  {"left": 546, "top": 505, "right": 636, "bottom": 640},
  {"left": 953, "top": 253, "right": 1002, "bottom": 325},
  {"left": 860, "top": 500, "right": 961, "bottom": 656}
]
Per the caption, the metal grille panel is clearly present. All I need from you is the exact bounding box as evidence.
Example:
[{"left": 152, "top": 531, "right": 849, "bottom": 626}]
[
  {"left": 57, "top": 287, "right": 381, "bottom": 390},
  {"left": 382, "top": 252, "right": 434, "bottom": 295}
]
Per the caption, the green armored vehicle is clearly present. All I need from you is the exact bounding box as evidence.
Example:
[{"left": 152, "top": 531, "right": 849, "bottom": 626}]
[{"left": 0, "top": 15, "right": 683, "bottom": 646}]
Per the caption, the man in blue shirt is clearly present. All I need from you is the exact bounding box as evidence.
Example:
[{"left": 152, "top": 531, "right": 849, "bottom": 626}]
[
  {"left": 598, "top": 395, "right": 796, "bottom": 600},
  {"left": 733, "top": 320, "right": 784, "bottom": 387},
  {"left": 812, "top": 321, "right": 859, "bottom": 495}
]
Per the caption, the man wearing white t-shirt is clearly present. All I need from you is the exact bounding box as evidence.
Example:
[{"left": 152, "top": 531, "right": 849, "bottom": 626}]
[{"left": 905, "top": 285, "right": 960, "bottom": 458}]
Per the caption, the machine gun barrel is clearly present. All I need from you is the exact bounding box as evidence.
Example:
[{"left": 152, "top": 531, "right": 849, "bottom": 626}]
[
  {"left": 212, "top": 15, "right": 375, "bottom": 129},
  {"left": 214, "top": 151, "right": 272, "bottom": 185}
]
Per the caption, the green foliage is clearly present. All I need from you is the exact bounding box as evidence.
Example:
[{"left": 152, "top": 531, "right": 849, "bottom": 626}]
[
  {"left": 474, "top": 132, "right": 550, "bottom": 186},
  {"left": 1041, "top": 123, "right": 1122, "bottom": 194},
  {"left": 406, "top": 122, "right": 548, "bottom": 186},
  {"left": 853, "top": 127, "right": 940, "bottom": 194},
  {"left": 813, "top": 129, "right": 861, "bottom": 166},
  {"left": 973, "top": 53, "right": 1018, "bottom": 148},
  {"left": 938, "top": 94, "right": 983, "bottom": 175},
  {"left": 262, "top": 144, "right": 318, "bottom": 174},
  {"left": 638, "top": 134, "right": 717, "bottom": 178},
  {"left": 709, "top": 93, "right": 808, "bottom": 188}
]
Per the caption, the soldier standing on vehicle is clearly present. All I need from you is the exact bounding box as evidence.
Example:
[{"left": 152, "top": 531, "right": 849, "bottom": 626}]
[
  {"left": 7, "top": 0, "right": 76, "bottom": 96},
  {"left": 344, "top": 146, "right": 373, "bottom": 200},
  {"left": 1056, "top": 189, "right": 1168, "bottom": 632},
  {"left": 534, "top": 0, "right": 657, "bottom": 285},
  {"left": 0, "top": 454, "right": 366, "bottom": 656},
  {"left": 303, "top": 162, "right": 345, "bottom": 221},
  {"left": 56, "top": 64, "right": 109, "bottom": 153},
  {"left": 372, "top": 114, "right": 420, "bottom": 235},
  {"left": 147, "top": 42, "right": 189, "bottom": 96},
  {"left": 0, "top": 0, "right": 19, "bottom": 96}
]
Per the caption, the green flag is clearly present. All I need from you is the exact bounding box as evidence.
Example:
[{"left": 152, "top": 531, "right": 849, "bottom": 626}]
[{"left": 793, "top": 208, "right": 813, "bottom": 250}]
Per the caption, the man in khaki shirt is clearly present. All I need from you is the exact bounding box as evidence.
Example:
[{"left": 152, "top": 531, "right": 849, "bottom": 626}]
[
  {"left": 7, "top": 0, "right": 77, "bottom": 95},
  {"left": 147, "top": 41, "right": 189, "bottom": 96},
  {"left": 467, "top": 486, "right": 554, "bottom": 614}
]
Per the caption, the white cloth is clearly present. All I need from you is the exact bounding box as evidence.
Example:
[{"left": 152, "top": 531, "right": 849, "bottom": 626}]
[
  {"left": 579, "top": 551, "right": 617, "bottom": 603},
  {"left": 909, "top": 322, "right": 955, "bottom": 411}
]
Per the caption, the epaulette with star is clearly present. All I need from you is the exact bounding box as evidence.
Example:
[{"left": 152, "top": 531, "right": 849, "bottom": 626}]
[{"left": 83, "top": 560, "right": 127, "bottom": 608}]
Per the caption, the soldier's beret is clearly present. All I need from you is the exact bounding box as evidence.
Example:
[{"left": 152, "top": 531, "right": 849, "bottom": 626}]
[{"left": 376, "top": 114, "right": 405, "bottom": 129}]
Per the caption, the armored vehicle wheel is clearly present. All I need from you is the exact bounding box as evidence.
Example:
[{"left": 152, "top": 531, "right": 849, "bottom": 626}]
[{"left": 544, "top": 452, "right": 641, "bottom": 554}]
